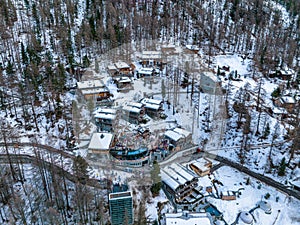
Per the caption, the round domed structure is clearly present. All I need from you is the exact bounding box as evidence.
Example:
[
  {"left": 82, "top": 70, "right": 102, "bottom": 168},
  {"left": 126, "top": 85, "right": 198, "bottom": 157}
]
[
  {"left": 257, "top": 201, "right": 272, "bottom": 214},
  {"left": 239, "top": 211, "right": 253, "bottom": 224}
]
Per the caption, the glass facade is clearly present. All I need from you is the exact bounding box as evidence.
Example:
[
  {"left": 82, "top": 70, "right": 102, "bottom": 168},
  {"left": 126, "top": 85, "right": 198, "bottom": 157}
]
[{"left": 109, "top": 191, "right": 133, "bottom": 225}]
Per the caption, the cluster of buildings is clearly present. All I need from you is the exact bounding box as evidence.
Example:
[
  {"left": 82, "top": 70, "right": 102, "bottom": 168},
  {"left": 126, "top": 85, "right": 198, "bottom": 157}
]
[
  {"left": 75, "top": 51, "right": 195, "bottom": 168},
  {"left": 75, "top": 46, "right": 217, "bottom": 224}
]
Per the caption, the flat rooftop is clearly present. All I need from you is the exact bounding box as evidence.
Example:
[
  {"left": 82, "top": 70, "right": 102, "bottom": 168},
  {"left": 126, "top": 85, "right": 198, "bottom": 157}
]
[
  {"left": 166, "top": 211, "right": 212, "bottom": 225},
  {"left": 109, "top": 191, "right": 132, "bottom": 200}
]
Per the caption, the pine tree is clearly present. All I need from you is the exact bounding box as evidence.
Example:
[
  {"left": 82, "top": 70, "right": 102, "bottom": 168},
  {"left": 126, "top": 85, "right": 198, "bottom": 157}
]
[{"left": 278, "top": 157, "right": 286, "bottom": 176}]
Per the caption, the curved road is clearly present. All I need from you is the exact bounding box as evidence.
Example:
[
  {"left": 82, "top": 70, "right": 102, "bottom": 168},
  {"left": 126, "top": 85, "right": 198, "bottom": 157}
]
[
  {"left": 1, "top": 142, "right": 300, "bottom": 200},
  {"left": 203, "top": 152, "right": 300, "bottom": 200}
]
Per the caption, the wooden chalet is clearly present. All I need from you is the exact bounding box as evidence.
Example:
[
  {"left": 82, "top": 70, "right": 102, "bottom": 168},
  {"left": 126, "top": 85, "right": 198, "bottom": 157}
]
[
  {"left": 189, "top": 158, "right": 212, "bottom": 177},
  {"left": 140, "top": 98, "right": 163, "bottom": 117},
  {"left": 113, "top": 76, "right": 133, "bottom": 92},
  {"left": 93, "top": 108, "right": 117, "bottom": 132},
  {"left": 161, "top": 163, "right": 199, "bottom": 204},
  {"left": 164, "top": 127, "right": 192, "bottom": 150},
  {"left": 140, "top": 51, "right": 162, "bottom": 67},
  {"left": 114, "top": 61, "right": 131, "bottom": 75},
  {"left": 122, "top": 102, "right": 145, "bottom": 124},
  {"left": 77, "top": 80, "right": 111, "bottom": 102}
]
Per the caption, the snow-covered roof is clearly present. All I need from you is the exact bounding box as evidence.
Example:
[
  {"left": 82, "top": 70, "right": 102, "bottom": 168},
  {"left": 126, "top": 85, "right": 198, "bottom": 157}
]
[
  {"left": 123, "top": 105, "right": 142, "bottom": 114},
  {"left": 280, "top": 68, "right": 294, "bottom": 76},
  {"left": 162, "top": 163, "right": 197, "bottom": 191},
  {"left": 186, "top": 45, "right": 200, "bottom": 51},
  {"left": 94, "top": 108, "right": 117, "bottom": 120},
  {"left": 115, "top": 77, "right": 132, "bottom": 83},
  {"left": 165, "top": 130, "right": 183, "bottom": 142},
  {"left": 114, "top": 62, "right": 130, "bottom": 69},
  {"left": 141, "top": 98, "right": 162, "bottom": 105},
  {"left": 138, "top": 68, "right": 154, "bottom": 75},
  {"left": 81, "top": 87, "right": 109, "bottom": 95},
  {"left": 127, "top": 102, "right": 144, "bottom": 109},
  {"left": 272, "top": 107, "right": 288, "bottom": 114},
  {"left": 141, "top": 51, "right": 161, "bottom": 59},
  {"left": 281, "top": 96, "right": 296, "bottom": 104},
  {"left": 141, "top": 98, "right": 162, "bottom": 110},
  {"left": 94, "top": 108, "right": 116, "bottom": 115},
  {"left": 95, "top": 113, "right": 116, "bottom": 120},
  {"left": 165, "top": 212, "right": 212, "bottom": 225},
  {"left": 191, "top": 158, "right": 211, "bottom": 172},
  {"left": 165, "top": 127, "right": 191, "bottom": 142},
  {"left": 77, "top": 80, "right": 105, "bottom": 89},
  {"left": 173, "top": 127, "right": 191, "bottom": 138},
  {"left": 107, "top": 65, "right": 117, "bottom": 70},
  {"left": 170, "top": 164, "right": 196, "bottom": 181},
  {"left": 161, "top": 171, "right": 180, "bottom": 190},
  {"left": 88, "top": 133, "right": 114, "bottom": 150},
  {"left": 164, "top": 167, "right": 187, "bottom": 186}
]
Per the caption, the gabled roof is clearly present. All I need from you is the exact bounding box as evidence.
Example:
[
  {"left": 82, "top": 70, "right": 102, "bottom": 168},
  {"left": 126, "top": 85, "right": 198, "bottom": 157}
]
[
  {"left": 107, "top": 65, "right": 117, "bottom": 71},
  {"left": 94, "top": 108, "right": 117, "bottom": 120},
  {"left": 115, "top": 77, "right": 132, "bottom": 83},
  {"left": 165, "top": 130, "right": 183, "bottom": 142},
  {"left": 88, "top": 133, "right": 114, "bottom": 150},
  {"left": 281, "top": 96, "right": 296, "bottom": 104},
  {"left": 115, "top": 62, "right": 130, "bottom": 69},
  {"left": 161, "top": 163, "right": 198, "bottom": 191},
  {"left": 77, "top": 80, "right": 105, "bottom": 89},
  {"left": 173, "top": 127, "right": 191, "bottom": 138},
  {"left": 141, "top": 51, "right": 161, "bottom": 60},
  {"left": 127, "top": 102, "right": 144, "bottom": 109},
  {"left": 123, "top": 105, "right": 142, "bottom": 114},
  {"left": 138, "top": 68, "right": 154, "bottom": 75},
  {"left": 161, "top": 170, "right": 180, "bottom": 191},
  {"left": 141, "top": 98, "right": 162, "bottom": 110}
]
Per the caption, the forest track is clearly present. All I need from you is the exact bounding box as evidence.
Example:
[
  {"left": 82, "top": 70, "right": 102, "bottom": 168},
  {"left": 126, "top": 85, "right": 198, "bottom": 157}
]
[
  {"left": 0, "top": 142, "right": 111, "bottom": 189},
  {"left": 0, "top": 153, "right": 107, "bottom": 189}
]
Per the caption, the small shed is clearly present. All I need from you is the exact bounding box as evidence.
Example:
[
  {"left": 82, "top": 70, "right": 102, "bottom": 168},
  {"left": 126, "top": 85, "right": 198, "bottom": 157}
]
[
  {"left": 220, "top": 191, "right": 236, "bottom": 201},
  {"left": 280, "top": 96, "right": 296, "bottom": 113},
  {"left": 186, "top": 45, "right": 200, "bottom": 54}
]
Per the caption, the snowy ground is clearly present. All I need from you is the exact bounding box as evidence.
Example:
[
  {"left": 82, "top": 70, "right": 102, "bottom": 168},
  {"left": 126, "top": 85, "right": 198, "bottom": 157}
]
[
  {"left": 76, "top": 47, "right": 300, "bottom": 224},
  {"left": 145, "top": 165, "right": 300, "bottom": 225},
  {"left": 210, "top": 166, "right": 300, "bottom": 225}
]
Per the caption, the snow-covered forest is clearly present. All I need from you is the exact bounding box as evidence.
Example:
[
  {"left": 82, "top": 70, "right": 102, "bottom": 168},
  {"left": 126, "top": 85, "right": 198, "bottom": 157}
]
[{"left": 0, "top": 0, "right": 299, "bottom": 224}]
